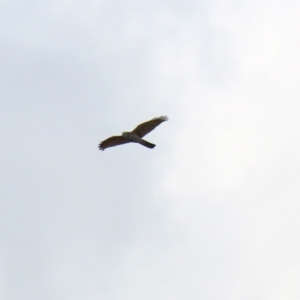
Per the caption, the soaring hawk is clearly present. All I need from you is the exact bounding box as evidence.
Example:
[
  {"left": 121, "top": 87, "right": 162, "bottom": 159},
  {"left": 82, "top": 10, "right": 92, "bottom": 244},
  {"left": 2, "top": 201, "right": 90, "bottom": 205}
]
[{"left": 98, "top": 116, "right": 168, "bottom": 151}]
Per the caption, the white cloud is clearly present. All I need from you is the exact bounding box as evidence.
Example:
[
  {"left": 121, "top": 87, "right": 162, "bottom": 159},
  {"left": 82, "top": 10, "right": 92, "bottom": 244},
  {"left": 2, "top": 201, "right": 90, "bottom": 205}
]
[{"left": 158, "top": 1, "right": 300, "bottom": 299}]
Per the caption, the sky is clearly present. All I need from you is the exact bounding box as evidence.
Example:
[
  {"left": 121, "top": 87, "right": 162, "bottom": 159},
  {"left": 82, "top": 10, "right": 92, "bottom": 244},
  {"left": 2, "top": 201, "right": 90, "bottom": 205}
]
[{"left": 1, "top": 1, "right": 300, "bottom": 299}]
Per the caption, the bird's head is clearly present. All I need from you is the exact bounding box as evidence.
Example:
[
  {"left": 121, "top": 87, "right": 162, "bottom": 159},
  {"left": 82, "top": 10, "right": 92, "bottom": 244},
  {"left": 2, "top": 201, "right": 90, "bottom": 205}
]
[{"left": 122, "top": 132, "right": 131, "bottom": 139}]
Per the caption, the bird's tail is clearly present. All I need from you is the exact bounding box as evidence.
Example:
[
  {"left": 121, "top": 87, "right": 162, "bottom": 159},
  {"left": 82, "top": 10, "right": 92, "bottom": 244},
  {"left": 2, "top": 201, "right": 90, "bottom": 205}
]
[{"left": 140, "top": 139, "right": 155, "bottom": 149}]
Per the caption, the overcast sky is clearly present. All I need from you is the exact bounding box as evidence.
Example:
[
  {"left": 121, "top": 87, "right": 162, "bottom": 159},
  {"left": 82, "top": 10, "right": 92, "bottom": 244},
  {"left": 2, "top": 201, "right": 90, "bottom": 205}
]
[{"left": 1, "top": 1, "right": 300, "bottom": 299}]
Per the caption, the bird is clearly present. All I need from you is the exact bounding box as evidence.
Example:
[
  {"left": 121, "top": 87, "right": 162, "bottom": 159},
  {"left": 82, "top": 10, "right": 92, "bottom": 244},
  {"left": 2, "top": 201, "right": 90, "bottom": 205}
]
[{"left": 98, "top": 116, "right": 168, "bottom": 151}]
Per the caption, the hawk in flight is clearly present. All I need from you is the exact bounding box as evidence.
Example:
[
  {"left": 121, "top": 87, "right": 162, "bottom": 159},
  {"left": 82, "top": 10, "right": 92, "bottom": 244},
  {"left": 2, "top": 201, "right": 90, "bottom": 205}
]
[{"left": 98, "top": 116, "right": 168, "bottom": 151}]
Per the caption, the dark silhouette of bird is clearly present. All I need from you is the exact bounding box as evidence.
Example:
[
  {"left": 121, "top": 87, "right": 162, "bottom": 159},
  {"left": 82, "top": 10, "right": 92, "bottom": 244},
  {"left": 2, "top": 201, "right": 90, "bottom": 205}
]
[{"left": 98, "top": 116, "right": 168, "bottom": 151}]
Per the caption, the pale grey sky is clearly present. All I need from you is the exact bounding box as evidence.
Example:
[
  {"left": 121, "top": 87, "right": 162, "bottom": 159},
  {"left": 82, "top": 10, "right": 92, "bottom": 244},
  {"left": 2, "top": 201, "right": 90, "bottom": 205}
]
[{"left": 1, "top": 1, "right": 300, "bottom": 299}]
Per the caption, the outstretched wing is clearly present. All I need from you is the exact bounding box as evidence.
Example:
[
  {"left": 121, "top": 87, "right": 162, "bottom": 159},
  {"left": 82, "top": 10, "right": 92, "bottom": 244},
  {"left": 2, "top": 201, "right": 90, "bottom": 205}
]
[
  {"left": 131, "top": 116, "right": 168, "bottom": 138},
  {"left": 98, "top": 136, "right": 130, "bottom": 151}
]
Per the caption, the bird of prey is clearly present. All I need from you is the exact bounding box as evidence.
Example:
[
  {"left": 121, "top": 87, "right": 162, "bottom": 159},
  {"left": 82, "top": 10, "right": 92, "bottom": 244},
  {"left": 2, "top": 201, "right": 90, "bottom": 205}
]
[{"left": 98, "top": 116, "right": 168, "bottom": 151}]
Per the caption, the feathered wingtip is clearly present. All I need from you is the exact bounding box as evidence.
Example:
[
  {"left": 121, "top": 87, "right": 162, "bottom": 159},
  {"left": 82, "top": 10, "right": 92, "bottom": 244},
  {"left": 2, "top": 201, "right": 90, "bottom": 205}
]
[
  {"left": 153, "top": 115, "right": 168, "bottom": 121},
  {"left": 98, "top": 143, "right": 104, "bottom": 151}
]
